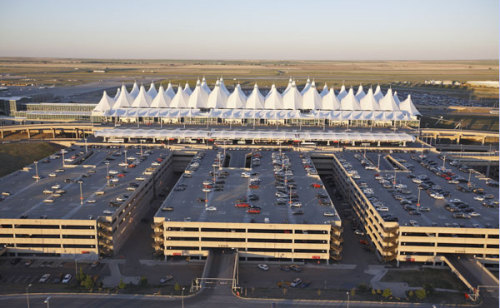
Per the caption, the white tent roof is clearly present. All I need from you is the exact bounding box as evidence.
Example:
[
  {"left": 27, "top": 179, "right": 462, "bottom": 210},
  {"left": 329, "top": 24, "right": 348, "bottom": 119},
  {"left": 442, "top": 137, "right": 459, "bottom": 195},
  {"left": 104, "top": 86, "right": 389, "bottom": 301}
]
[
  {"left": 188, "top": 80, "right": 209, "bottom": 109},
  {"left": 219, "top": 78, "right": 230, "bottom": 96},
  {"left": 183, "top": 82, "right": 192, "bottom": 95},
  {"left": 129, "top": 82, "right": 140, "bottom": 99},
  {"left": 360, "top": 87, "right": 380, "bottom": 111},
  {"left": 374, "top": 85, "right": 384, "bottom": 101},
  {"left": 379, "top": 88, "right": 400, "bottom": 111},
  {"left": 337, "top": 85, "right": 348, "bottom": 101},
  {"left": 302, "top": 81, "right": 322, "bottom": 110},
  {"left": 264, "top": 84, "right": 284, "bottom": 110},
  {"left": 147, "top": 82, "right": 158, "bottom": 98},
  {"left": 301, "top": 78, "right": 311, "bottom": 95},
  {"left": 355, "top": 85, "right": 366, "bottom": 101},
  {"left": 340, "top": 88, "right": 361, "bottom": 111},
  {"left": 282, "top": 81, "right": 302, "bottom": 110},
  {"left": 165, "top": 83, "right": 176, "bottom": 99},
  {"left": 94, "top": 91, "right": 114, "bottom": 112},
  {"left": 201, "top": 77, "right": 211, "bottom": 94},
  {"left": 150, "top": 85, "right": 171, "bottom": 108},
  {"left": 283, "top": 78, "right": 293, "bottom": 94},
  {"left": 399, "top": 95, "right": 421, "bottom": 116},
  {"left": 320, "top": 84, "right": 329, "bottom": 97},
  {"left": 207, "top": 80, "right": 228, "bottom": 109},
  {"left": 132, "top": 85, "right": 152, "bottom": 108},
  {"left": 226, "top": 84, "right": 246, "bottom": 109},
  {"left": 246, "top": 84, "right": 265, "bottom": 109},
  {"left": 393, "top": 91, "right": 401, "bottom": 106},
  {"left": 170, "top": 85, "right": 189, "bottom": 108},
  {"left": 113, "top": 84, "right": 133, "bottom": 108},
  {"left": 321, "top": 88, "right": 341, "bottom": 110},
  {"left": 114, "top": 88, "right": 120, "bottom": 100}
]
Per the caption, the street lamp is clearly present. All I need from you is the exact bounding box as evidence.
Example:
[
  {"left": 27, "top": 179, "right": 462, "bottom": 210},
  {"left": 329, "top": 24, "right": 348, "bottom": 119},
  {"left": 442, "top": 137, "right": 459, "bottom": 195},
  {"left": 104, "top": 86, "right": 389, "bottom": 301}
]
[
  {"left": 84, "top": 137, "right": 88, "bottom": 154},
  {"left": 417, "top": 187, "right": 422, "bottom": 211},
  {"left": 78, "top": 180, "right": 84, "bottom": 205},
  {"left": 105, "top": 162, "right": 110, "bottom": 186},
  {"left": 181, "top": 287, "right": 186, "bottom": 308},
  {"left": 442, "top": 155, "right": 446, "bottom": 169},
  {"left": 61, "top": 149, "right": 65, "bottom": 167},
  {"left": 346, "top": 291, "right": 350, "bottom": 308},
  {"left": 377, "top": 154, "right": 381, "bottom": 170},
  {"left": 467, "top": 169, "right": 472, "bottom": 187},
  {"left": 34, "top": 161, "right": 39, "bottom": 182},
  {"left": 124, "top": 149, "right": 128, "bottom": 165},
  {"left": 44, "top": 296, "right": 51, "bottom": 308},
  {"left": 26, "top": 283, "right": 32, "bottom": 308}
]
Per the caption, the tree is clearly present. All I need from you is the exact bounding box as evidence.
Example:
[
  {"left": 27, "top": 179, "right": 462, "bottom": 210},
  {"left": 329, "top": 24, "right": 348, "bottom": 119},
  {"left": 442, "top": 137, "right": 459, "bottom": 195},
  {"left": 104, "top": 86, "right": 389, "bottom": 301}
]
[
  {"left": 82, "top": 275, "right": 94, "bottom": 290},
  {"left": 357, "top": 283, "right": 369, "bottom": 292},
  {"left": 350, "top": 288, "right": 356, "bottom": 296},
  {"left": 382, "top": 288, "right": 392, "bottom": 298},
  {"left": 423, "top": 283, "right": 434, "bottom": 296},
  {"left": 415, "top": 289, "right": 426, "bottom": 300},
  {"left": 118, "top": 279, "right": 126, "bottom": 289},
  {"left": 408, "top": 290, "right": 414, "bottom": 298},
  {"left": 139, "top": 276, "right": 148, "bottom": 287},
  {"left": 174, "top": 282, "right": 181, "bottom": 292},
  {"left": 77, "top": 267, "right": 85, "bottom": 282}
]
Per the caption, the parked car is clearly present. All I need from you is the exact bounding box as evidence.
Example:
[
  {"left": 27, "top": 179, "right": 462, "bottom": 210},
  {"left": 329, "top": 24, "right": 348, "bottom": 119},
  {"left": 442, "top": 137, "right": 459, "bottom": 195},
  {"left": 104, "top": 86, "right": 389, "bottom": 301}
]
[
  {"left": 62, "top": 274, "right": 72, "bottom": 283},
  {"left": 257, "top": 264, "right": 269, "bottom": 271}
]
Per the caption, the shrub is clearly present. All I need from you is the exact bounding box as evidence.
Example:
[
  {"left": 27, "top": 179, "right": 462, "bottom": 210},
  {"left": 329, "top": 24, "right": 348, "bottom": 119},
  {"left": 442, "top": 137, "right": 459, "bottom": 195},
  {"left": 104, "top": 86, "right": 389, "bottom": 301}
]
[
  {"left": 82, "top": 275, "right": 94, "bottom": 290},
  {"left": 174, "top": 282, "right": 181, "bottom": 292},
  {"left": 357, "top": 283, "right": 369, "bottom": 292},
  {"left": 371, "top": 289, "right": 376, "bottom": 295},
  {"left": 382, "top": 288, "right": 392, "bottom": 298},
  {"left": 415, "top": 289, "right": 426, "bottom": 300},
  {"left": 350, "top": 288, "right": 356, "bottom": 296},
  {"left": 118, "top": 279, "right": 126, "bottom": 289},
  {"left": 423, "top": 283, "right": 434, "bottom": 296},
  {"left": 139, "top": 276, "right": 148, "bottom": 287},
  {"left": 408, "top": 290, "right": 414, "bottom": 298}
]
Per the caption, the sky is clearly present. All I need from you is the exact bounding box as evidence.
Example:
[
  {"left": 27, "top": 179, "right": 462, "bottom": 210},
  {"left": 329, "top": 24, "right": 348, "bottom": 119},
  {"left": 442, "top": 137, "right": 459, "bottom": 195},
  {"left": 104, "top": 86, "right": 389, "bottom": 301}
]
[{"left": 0, "top": 0, "right": 498, "bottom": 60}]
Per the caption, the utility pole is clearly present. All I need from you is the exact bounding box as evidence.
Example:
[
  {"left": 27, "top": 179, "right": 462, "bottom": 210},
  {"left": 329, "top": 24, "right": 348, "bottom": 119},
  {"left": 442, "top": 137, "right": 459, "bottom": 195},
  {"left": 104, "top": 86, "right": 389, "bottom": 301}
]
[{"left": 34, "top": 161, "right": 39, "bottom": 182}]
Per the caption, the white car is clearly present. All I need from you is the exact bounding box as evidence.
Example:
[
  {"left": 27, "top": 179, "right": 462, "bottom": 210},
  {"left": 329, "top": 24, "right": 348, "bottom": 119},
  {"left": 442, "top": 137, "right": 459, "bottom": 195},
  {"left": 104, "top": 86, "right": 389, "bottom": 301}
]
[
  {"left": 48, "top": 173, "right": 57, "bottom": 177},
  {"left": 202, "top": 188, "right": 212, "bottom": 193},
  {"left": 103, "top": 210, "right": 113, "bottom": 215},
  {"left": 51, "top": 184, "right": 61, "bottom": 190},
  {"left": 39, "top": 274, "right": 51, "bottom": 283},
  {"left": 86, "top": 199, "right": 96, "bottom": 204},
  {"left": 354, "top": 230, "right": 365, "bottom": 236},
  {"left": 323, "top": 212, "right": 335, "bottom": 217},
  {"left": 257, "top": 264, "right": 269, "bottom": 271},
  {"left": 108, "top": 170, "right": 118, "bottom": 175},
  {"left": 376, "top": 206, "right": 389, "bottom": 212},
  {"left": 62, "top": 274, "right": 72, "bottom": 283},
  {"left": 205, "top": 206, "right": 217, "bottom": 211},
  {"left": 473, "top": 196, "right": 485, "bottom": 201},
  {"left": 470, "top": 212, "right": 481, "bottom": 217},
  {"left": 241, "top": 172, "right": 251, "bottom": 178}
]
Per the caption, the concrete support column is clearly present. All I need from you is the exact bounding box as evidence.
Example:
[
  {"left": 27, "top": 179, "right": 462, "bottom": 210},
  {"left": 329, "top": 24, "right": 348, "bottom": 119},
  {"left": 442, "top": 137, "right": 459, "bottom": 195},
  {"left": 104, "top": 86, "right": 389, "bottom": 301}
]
[
  {"left": 377, "top": 141, "right": 381, "bottom": 146},
  {"left": 351, "top": 141, "right": 355, "bottom": 146},
  {"left": 481, "top": 137, "right": 486, "bottom": 145},
  {"left": 52, "top": 129, "right": 56, "bottom": 138},
  {"left": 26, "top": 129, "right": 31, "bottom": 138},
  {"left": 0, "top": 130, "right": 3, "bottom": 139}
]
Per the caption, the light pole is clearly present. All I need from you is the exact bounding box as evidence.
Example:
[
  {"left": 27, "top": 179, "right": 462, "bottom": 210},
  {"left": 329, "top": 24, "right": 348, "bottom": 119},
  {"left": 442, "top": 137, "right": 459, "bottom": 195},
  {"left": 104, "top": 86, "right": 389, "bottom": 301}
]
[
  {"left": 468, "top": 169, "right": 472, "bottom": 187},
  {"left": 417, "top": 187, "right": 421, "bottom": 211},
  {"left": 140, "top": 140, "right": 143, "bottom": 157},
  {"left": 78, "top": 180, "right": 83, "bottom": 205},
  {"left": 105, "top": 162, "right": 110, "bottom": 186},
  {"left": 84, "top": 137, "right": 88, "bottom": 154},
  {"left": 289, "top": 184, "right": 293, "bottom": 205},
  {"left": 44, "top": 296, "right": 51, "bottom": 308},
  {"left": 181, "top": 287, "right": 186, "bottom": 308},
  {"left": 377, "top": 154, "right": 381, "bottom": 170},
  {"left": 61, "top": 149, "right": 65, "bottom": 167},
  {"left": 26, "top": 283, "right": 32, "bottom": 308},
  {"left": 34, "top": 161, "right": 39, "bottom": 182},
  {"left": 442, "top": 155, "right": 446, "bottom": 169},
  {"left": 346, "top": 291, "right": 350, "bottom": 308},
  {"left": 124, "top": 149, "right": 127, "bottom": 165}
]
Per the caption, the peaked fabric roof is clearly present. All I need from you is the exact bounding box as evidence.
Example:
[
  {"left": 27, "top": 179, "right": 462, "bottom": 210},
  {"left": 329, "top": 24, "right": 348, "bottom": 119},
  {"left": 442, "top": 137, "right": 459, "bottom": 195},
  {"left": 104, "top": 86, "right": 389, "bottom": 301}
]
[
  {"left": 374, "top": 85, "right": 384, "bottom": 101},
  {"left": 355, "top": 85, "right": 366, "bottom": 101},
  {"left": 320, "top": 84, "right": 329, "bottom": 97},
  {"left": 321, "top": 88, "right": 341, "bottom": 110},
  {"left": 340, "top": 88, "right": 361, "bottom": 110},
  {"left": 114, "top": 88, "right": 121, "bottom": 100},
  {"left": 147, "top": 82, "right": 158, "bottom": 98},
  {"left": 282, "top": 81, "right": 302, "bottom": 110},
  {"left": 264, "top": 84, "right": 283, "bottom": 109},
  {"left": 399, "top": 95, "right": 420, "bottom": 116},
  {"left": 379, "top": 88, "right": 400, "bottom": 111},
  {"left": 219, "top": 78, "right": 230, "bottom": 96},
  {"left": 301, "top": 78, "right": 311, "bottom": 95},
  {"left": 283, "top": 78, "right": 293, "bottom": 94},
  {"left": 129, "top": 82, "right": 140, "bottom": 99},
  {"left": 150, "top": 85, "right": 171, "bottom": 108},
  {"left": 360, "top": 88, "right": 380, "bottom": 111},
  {"left": 393, "top": 91, "right": 401, "bottom": 106},
  {"left": 165, "top": 83, "right": 176, "bottom": 99},
  {"left": 132, "top": 85, "right": 152, "bottom": 108},
  {"left": 94, "top": 91, "right": 114, "bottom": 112},
  {"left": 183, "top": 83, "right": 192, "bottom": 95},
  {"left": 170, "top": 85, "right": 190, "bottom": 108},
  {"left": 246, "top": 84, "right": 265, "bottom": 109},
  {"left": 226, "top": 84, "right": 246, "bottom": 109},
  {"left": 201, "top": 77, "right": 211, "bottom": 94},
  {"left": 113, "top": 84, "right": 134, "bottom": 108},
  {"left": 337, "top": 85, "right": 348, "bottom": 101},
  {"left": 188, "top": 80, "right": 209, "bottom": 109},
  {"left": 302, "top": 81, "right": 322, "bottom": 109},
  {"left": 207, "top": 80, "right": 228, "bottom": 109}
]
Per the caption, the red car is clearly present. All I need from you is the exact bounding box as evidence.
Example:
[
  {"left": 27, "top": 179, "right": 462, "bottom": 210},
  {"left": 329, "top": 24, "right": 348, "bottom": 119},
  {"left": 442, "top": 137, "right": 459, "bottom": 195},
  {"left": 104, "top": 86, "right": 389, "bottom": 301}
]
[
  {"left": 311, "top": 183, "right": 322, "bottom": 188},
  {"left": 235, "top": 202, "right": 250, "bottom": 208},
  {"left": 247, "top": 207, "right": 261, "bottom": 214},
  {"left": 249, "top": 185, "right": 259, "bottom": 189},
  {"left": 117, "top": 173, "right": 125, "bottom": 178}
]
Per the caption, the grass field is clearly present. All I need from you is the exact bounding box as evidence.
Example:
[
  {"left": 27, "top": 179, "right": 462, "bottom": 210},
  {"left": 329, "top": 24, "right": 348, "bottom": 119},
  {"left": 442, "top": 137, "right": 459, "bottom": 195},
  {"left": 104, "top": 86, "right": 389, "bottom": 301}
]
[
  {"left": 0, "top": 58, "right": 497, "bottom": 91},
  {"left": 0, "top": 142, "right": 62, "bottom": 177}
]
